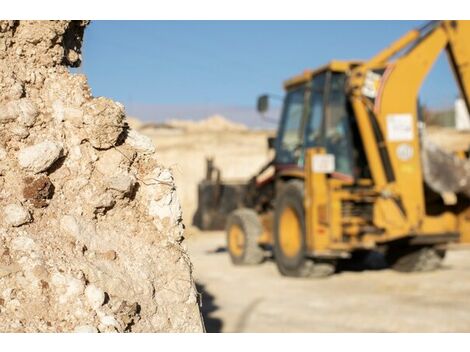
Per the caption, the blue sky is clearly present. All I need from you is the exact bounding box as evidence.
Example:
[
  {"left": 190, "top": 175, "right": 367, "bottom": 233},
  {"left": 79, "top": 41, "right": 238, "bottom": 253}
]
[{"left": 78, "top": 21, "right": 459, "bottom": 126}]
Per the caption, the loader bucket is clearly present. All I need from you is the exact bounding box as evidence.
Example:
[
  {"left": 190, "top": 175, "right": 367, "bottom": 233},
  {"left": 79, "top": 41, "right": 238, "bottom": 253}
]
[
  {"left": 192, "top": 158, "right": 247, "bottom": 230},
  {"left": 422, "top": 137, "right": 470, "bottom": 199}
]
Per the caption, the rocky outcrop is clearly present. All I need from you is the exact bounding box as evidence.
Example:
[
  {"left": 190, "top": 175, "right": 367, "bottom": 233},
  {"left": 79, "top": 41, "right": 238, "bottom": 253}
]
[{"left": 0, "top": 20, "right": 203, "bottom": 332}]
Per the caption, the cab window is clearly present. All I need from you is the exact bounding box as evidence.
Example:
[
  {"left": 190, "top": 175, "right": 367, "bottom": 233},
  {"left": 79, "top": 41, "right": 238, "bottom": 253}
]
[
  {"left": 324, "top": 73, "right": 354, "bottom": 176},
  {"left": 276, "top": 87, "right": 306, "bottom": 164},
  {"left": 306, "top": 73, "right": 326, "bottom": 147}
]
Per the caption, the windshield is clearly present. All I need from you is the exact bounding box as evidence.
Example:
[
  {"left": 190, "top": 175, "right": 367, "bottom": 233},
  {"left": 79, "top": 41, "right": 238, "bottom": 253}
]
[{"left": 276, "top": 87, "right": 306, "bottom": 164}]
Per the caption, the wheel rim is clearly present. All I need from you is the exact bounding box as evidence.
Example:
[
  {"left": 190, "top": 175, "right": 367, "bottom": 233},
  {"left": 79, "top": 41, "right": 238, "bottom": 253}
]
[
  {"left": 279, "top": 206, "right": 302, "bottom": 258},
  {"left": 228, "top": 224, "right": 245, "bottom": 257}
]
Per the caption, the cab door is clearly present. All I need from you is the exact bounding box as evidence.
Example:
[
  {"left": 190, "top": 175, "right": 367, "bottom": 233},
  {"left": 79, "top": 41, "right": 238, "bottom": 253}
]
[
  {"left": 305, "top": 71, "right": 355, "bottom": 180},
  {"left": 275, "top": 85, "right": 309, "bottom": 166},
  {"left": 323, "top": 72, "right": 354, "bottom": 179},
  {"left": 305, "top": 72, "right": 327, "bottom": 150}
]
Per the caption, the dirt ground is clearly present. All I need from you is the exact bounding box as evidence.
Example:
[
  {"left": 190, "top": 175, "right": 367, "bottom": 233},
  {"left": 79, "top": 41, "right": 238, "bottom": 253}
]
[{"left": 187, "top": 230, "right": 470, "bottom": 333}]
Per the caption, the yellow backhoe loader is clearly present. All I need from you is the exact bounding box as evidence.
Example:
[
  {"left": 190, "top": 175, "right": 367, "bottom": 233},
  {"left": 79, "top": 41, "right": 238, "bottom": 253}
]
[{"left": 210, "top": 20, "right": 470, "bottom": 276}]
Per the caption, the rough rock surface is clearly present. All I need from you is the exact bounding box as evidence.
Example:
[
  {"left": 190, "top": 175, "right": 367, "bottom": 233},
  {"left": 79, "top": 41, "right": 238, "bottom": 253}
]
[{"left": 0, "top": 21, "right": 203, "bottom": 332}]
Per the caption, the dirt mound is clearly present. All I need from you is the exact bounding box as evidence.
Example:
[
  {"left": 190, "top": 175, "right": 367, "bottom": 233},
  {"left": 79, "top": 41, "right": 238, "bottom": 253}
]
[
  {"left": 166, "top": 115, "right": 248, "bottom": 132},
  {"left": 0, "top": 21, "right": 203, "bottom": 332},
  {"left": 425, "top": 126, "right": 470, "bottom": 153}
]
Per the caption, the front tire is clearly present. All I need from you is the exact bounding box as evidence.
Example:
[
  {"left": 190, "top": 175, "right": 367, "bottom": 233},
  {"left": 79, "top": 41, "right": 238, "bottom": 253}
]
[
  {"left": 273, "top": 180, "right": 334, "bottom": 277},
  {"left": 226, "top": 208, "right": 264, "bottom": 265}
]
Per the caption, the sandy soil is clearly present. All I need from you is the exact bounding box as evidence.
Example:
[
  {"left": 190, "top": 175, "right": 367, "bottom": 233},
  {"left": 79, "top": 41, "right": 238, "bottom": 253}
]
[{"left": 188, "top": 230, "right": 470, "bottom": 333}]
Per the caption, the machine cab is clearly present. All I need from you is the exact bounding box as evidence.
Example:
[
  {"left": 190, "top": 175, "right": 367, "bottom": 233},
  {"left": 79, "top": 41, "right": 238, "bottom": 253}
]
[{"left": 271, "top": 62, "right": 368, "bottom": 181}]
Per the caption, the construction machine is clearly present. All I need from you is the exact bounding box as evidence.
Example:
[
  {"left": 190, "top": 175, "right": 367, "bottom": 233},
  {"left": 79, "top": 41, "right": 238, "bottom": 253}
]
[{"left": 206, "top": 20, "right": 470, "bottom": 276}]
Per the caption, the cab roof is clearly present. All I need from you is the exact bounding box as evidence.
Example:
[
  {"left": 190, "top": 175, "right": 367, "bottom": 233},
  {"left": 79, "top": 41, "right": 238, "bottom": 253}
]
[{"left": 283, "top": 60, "right": 362, "bottom": 90}]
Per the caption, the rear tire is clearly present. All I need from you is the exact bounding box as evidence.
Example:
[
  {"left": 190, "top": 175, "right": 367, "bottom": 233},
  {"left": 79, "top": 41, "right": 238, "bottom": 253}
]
[
  {"left": 273, "top": 180, "right": 334, "bottom": 278},
  {"left": 386, "top": 245, "right": 446, "bottom": 272},
  {"left": 226, "top": 208, "right": 264, "bottom": 265}
]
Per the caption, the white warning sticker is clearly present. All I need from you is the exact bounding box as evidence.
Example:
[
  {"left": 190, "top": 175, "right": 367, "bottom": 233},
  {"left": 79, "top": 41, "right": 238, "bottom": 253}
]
[
  {"left": 386, "top": 114, "right": 414, "bottom": 142},
  {"left": 362, "top": 71, "right": 381, "bottom": 98},
  {"left": 396, "top": 143, "right": 414, "bottom": 161},
  {"left": 312, "top": 154, "right": 335, "bottom": 174}
]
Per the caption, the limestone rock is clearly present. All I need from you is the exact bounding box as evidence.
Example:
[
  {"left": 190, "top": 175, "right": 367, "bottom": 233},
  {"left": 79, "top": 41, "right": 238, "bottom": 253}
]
[
  {"left": 107, "top": 173, "right": 136, "bottom": 194},
  {"left": 3, "top": 204, "right": 31, "bottom": 227},
  {"left": 17, "top": 141, "right": 63, "bottom": 174},
  {"left": 0, "top": 20, "right": 202, "bottom": 333},
  {"left": 0, "top": 99, "right": 38, "bottom": 125},
  {"left": 73, "top": 325, "right": 98, "bottom": 333},
  {"left": 125, "top": 129, "right": 155, "bottom": 154},
  {"left": 84, "top": 284, "right": 105, "bottom": 310},
  {"left": 83, "top": 98, "right": 124, "bottom": 149}
]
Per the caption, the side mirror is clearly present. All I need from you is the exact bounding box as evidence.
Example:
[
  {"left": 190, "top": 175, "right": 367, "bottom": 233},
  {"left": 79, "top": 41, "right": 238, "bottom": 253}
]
[
  {"left": 257, "top": 95, "right": 269, "bottom": 113},
  {"left": 267, "top": 136, "right": 276, "bottom": 150}
]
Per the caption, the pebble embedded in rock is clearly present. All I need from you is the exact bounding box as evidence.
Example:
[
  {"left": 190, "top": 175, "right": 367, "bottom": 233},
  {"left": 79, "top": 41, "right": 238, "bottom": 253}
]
[
  {"left": 0, "top": 148, "right": 6, "bottom": 175},
  {"left": 100, "top": 315, "right": 119, "bottom": 328},
  {"left": 97, "top": 250, "right": 117, "bottom": 261},
  {"left": 16, "top": 99, "right": 38, "bottom": 127},
  {"left": 17, "top": 140, "right": 63, "bottom": 174},
  {"left": 73, "top": 325, "right": 98, "bottom": 333},
  {"left": 83, "top": 97, "right": 124, "bottom": 149},
  {"left": 0, "top": 98, "right": 37, "bottom": 125},
  {"left": 125, "top": 129, "right": 155, "bottom": 154},
  {"left": 22, "top": 175, "right": 54, "bottom": 208},
  {"left": 108, "top": 173, "right": 136, "bottom": 194},
  {"left": 84, "top": 284, "right": 105, "bottom": 310},
  {"left": 10, "top": 235, "right": 35, "bottom": 252},
  {"left": 3, "top": 204, "right": 31, "bottom": 227}
]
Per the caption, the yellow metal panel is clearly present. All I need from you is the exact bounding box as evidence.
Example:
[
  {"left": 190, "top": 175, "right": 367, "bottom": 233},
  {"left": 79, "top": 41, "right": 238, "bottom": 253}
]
[
  {"left": 329, "top": 188, "right": 342, "bottom": 244},
  {"left": 304, "top": 148, "right": 332, "bottom": 252},
  {"left": 367, "top": 30, "right": 420, "bottom": 67},
  {"left": 459, "top": 209, "right": 470, "bottom": 244},
  {"left": 376, "top": 27, "right": 448, "bottom": 231},
  {"left": 284, "top": 61, "right": 360, "bottom": 90},
  {"left": 420, "top": 212, "right": 457, "bottom": 234},
  {"left": 283, "top": 70, "right": 313, "bottom": 90},
  {"left": 373, "top": 197, "right": 408, "bottom": 236},
  {"left": 350, "top": 97, "right": 388, "bottom": 187},
  {"left": 442, "top": 21, "right": 470, "bottom": 112}
]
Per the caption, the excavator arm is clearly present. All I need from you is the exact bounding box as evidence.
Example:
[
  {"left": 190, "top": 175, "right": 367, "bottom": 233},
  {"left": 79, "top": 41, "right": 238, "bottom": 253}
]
[
  {"left": 348, "top": 20, "right": 470, "bottom": 236},
  {"left": 443, "top": 21, "right": 470, "bottom": 114}
]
